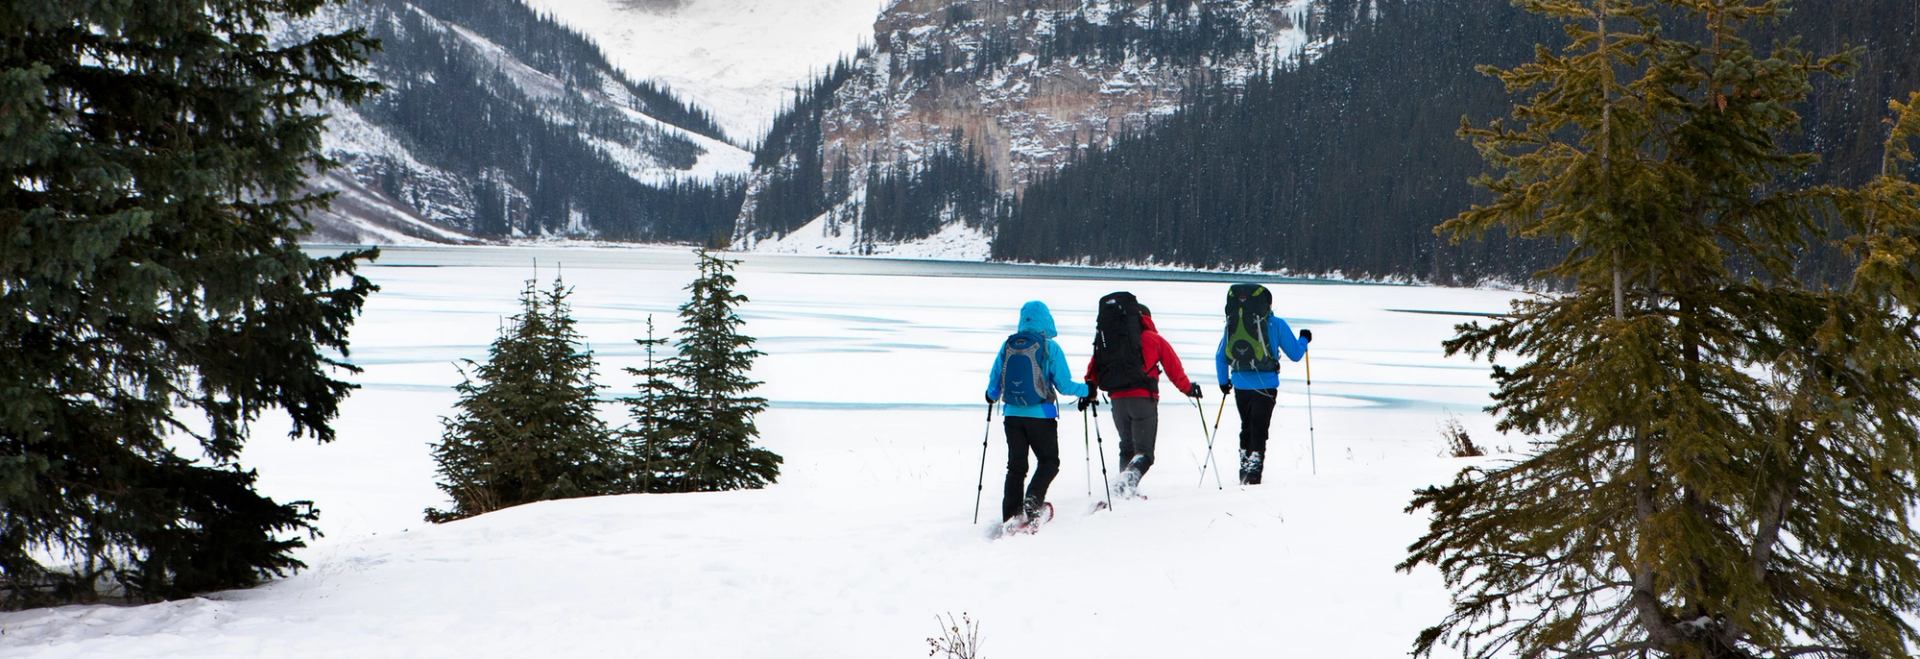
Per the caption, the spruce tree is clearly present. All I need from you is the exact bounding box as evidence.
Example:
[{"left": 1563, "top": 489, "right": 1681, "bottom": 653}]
[
  {"left": 1400, "top": 2, "right": 1920, "bottom": 657},
  {"left": 658, "top": 251, "right": 780, "bottom": 492},
  {"left": 622, "top": 315, "right": 680, "bottom": 493},
  {"left": 0, "top": 0, "right": 378, "bottom": 606},
  {"left": 427, "top": 277, "right": 622, "bottom": 522}
]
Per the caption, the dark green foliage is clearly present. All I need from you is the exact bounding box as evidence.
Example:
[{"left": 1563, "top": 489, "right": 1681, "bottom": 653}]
[
  {"left": 427, "top": 277, "right": 623, "bottom": 522},
  {"left": 998, "top": 0, "right": 1559, "bottom": 280},
  {"left": 644, "top": 251, "right": 780, "bottom": 492},
  {"left": 859, "top": 132, "right": 1007, "bottom": 244},
  {"left": 996, "top": 0, "right": 1920, "bottom": 284},
  {"left": 1398, "top": 2, "right": 1920, "bottom": 657},
  {"left": 621, "top": 315, "right": 678, "bottom": 494},
  {"left": 0, "top": 0, "right": 378, "bottom": 607},
  {"left": 745, "top": 54, "right": 863, "bottom": 240}
]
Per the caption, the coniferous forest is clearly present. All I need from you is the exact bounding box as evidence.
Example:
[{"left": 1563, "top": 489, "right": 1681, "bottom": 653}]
[
  {"left": 347, "top": 0, "right": 744, "bottom": 243},
  {"left": 994, "top": 0, "right": 1920, "bottom": 283},
  {"left": 725, "top": 0, "right": 1920, "bottom": 284},
  {"left": 740, "top": 54, "right": 864, "bottom": 241}
]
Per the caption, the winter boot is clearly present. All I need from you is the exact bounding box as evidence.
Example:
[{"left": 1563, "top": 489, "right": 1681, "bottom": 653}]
[
  {"left": 1001, "top": 512, "right": 1032, "bottom": 536},
  {"left": 1241, "top": 450, "right": 1264, "bottom": 485},
  {"left": 1111, "top": 467, "right": 1143, "bottom": 499}
]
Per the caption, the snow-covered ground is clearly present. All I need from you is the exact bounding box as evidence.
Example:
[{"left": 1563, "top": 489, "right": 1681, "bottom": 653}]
[
  {"left": 518, "top": 0, "right": 891, "bottom": 141},
  {"left": 0, "top": 245, "right": 1522, "bottom": 657}
]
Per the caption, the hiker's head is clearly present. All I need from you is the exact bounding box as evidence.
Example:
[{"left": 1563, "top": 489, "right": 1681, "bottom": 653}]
[
  {"left": 1138, "top": 304, "right": 1152, "bottom": 318},
  {"left": 1018, "top": 300, "right": 1058, "bottom": 338}
]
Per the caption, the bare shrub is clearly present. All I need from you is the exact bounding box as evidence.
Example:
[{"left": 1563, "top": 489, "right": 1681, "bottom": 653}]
[
  {"left": 926, "top": 612, "right": 983, "bottom": 659},
  {"left": 1442, "top": 416, "right": 1485, "bottom": 458}
]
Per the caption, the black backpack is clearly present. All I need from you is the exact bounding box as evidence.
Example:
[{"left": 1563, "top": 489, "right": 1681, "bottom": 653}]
[
  {"left": 1092, "top": 292, "right": 1154, "bottom": 393},
  {"left": 1225, "top": 284, "right": 1278, "bottom": 373}
]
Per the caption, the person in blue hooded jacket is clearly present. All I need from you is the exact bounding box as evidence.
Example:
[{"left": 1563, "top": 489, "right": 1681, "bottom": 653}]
[
  {"left": 1214, "top": 288, "right": 1311, "bottom": 485},
  {"left": 985, "top": 301, "right": 1091, "bottom": 526}
]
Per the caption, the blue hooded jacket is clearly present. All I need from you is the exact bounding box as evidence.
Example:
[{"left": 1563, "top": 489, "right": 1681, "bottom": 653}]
[
  {"left": 1215, "top": 314, "right": 1309, "bottom": 391},
  {"left": 986, "top": 301, "right": 1090, "bottom": 419}
]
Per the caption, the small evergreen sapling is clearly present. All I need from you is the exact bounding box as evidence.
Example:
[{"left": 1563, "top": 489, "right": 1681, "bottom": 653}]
[
  {"left": 623, "top": 315, "right": 680, "bottom": 493},
  {"left": 655, "top": 250, "right": 781, "bottom": 492},
  {"left": 427, "top": 277, "right": 621, "bottom": 522}
]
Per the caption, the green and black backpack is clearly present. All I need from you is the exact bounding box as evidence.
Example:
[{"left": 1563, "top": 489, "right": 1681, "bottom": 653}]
[{"left": 1225, "top": 284, "right": 1278, "bottom": 373}]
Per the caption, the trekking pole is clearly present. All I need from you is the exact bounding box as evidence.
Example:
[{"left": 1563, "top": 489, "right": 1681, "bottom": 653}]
[
  {"left": 1306, "top": 352, "right": 1318, "bottom": 476},
  {"left": 973, "top": 402, "right": 994, "bottom": 524},
  {"left": 1199, "top": 394, "right": 1228, "bottom": 489},
  {"left": 1191, "top": 397, "right": 1223, "bottom": 490},
  {"left": 1083, "top": 406, "right": 1092, "bottom": 497},
  {"left": 1092, "top": 397, "right": 1113, "bottom": 511}
]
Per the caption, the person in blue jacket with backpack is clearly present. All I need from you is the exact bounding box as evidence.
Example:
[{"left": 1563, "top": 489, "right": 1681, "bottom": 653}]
[
  {"left": 1214, "top": 284, "right": 1311, "bottom": 485},
  {"left": 986, "top": 301, "right": 1091, "bottom": 528}
]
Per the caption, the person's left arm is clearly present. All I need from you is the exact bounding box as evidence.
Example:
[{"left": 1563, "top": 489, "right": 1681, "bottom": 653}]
[
  {"left": 1157, "top": 333, "right": 1197, "bottom": 394},
  {"left": 1046, "top": 339, "right": 1090, "bottom": 399},
  {"left": 1271, "top": 316, "right": 1309, "bottom": 362}
]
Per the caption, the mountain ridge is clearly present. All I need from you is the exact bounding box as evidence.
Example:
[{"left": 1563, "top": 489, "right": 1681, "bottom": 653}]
[{"left": 284, "top": 0, "right": 750, "bottom": 244}]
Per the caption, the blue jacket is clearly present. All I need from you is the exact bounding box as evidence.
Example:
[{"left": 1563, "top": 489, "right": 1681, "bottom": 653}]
[
  {"left": 1215, "top": 315, "right": 1309, "bottom": 391},
  {"left": 986, "top": 301, "right": 1090, "bottom": 419}
]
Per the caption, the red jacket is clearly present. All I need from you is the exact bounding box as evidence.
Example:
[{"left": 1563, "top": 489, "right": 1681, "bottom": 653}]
[{"left": 1085, "top": 314, "right": 1194, "bottom": 400}]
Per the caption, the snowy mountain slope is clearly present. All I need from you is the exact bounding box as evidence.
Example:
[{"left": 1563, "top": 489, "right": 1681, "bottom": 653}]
[
  {"left": 518, "top": 0, "right": 892, "bottom": 141},
  {"left": 733, "top": 0, "right": 1335, "bottom": 258},
  {"left": 280, "top": 0, "right": 752, "bottom": 243},
  {"left": 0, "top": 246, "right": 1525, "bottom": 658}
]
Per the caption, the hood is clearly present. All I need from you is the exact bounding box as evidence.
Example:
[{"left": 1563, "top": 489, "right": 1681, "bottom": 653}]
[
  {"left": 1140, "top": 313, "right": 1159, "bottom": 333},
  {"left": 1017, "top": 301, "right": 1058, "bottom": 338}
]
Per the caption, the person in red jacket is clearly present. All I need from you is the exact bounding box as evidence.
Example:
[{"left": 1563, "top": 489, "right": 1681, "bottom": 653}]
[{"left": 1081, "top": 305, "right": 1201, "bottom": 497}]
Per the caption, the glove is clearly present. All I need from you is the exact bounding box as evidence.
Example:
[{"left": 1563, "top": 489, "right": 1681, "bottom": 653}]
[
  {"left": 985, "top": 393, "right": 995, "bottom": 405},
  {"left": 1076, "top": 397, "right": 1095, "bottom": 412},
  {"left": 1219, "top": 382, "right": 1233, "bottom": 395},
  {"left": 1187, "top": 383, "right": 1204, "bottom": 399},
  {"left": 1300, "top": 329, "right": 1314, "bottom": 343}
]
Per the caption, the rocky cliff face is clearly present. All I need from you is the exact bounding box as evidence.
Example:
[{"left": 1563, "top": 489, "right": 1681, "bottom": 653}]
[{"left": 736, "top": 0, "right": 1329, "bottom": 255}]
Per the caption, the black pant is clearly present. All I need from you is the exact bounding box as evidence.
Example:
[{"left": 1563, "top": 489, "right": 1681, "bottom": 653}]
[
  {"left": 1235, "top": 388, "right": 1277, "bottom": 483},
  {"left": 1003, "top": 417, "right": 1061, "bottom": 521}
]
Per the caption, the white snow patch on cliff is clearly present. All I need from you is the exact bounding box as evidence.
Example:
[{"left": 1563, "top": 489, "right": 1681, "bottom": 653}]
[
  {"left": 746, "top": 212, "right": 992, "bottom": 261},
  {"left": 517, "top": 0, "right": 890, "bottom": 141}
]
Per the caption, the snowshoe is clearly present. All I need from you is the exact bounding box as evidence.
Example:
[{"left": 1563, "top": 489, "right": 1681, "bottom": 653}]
[
  {"left": 1109, "top": 468, "right": 1149, "bottom": 500},
  {"left": 1089, "top": 493, "right": 1145, "bottom": 513},
  {"left": 995, "top": 502, "right": 1054, "bottom": 538}
]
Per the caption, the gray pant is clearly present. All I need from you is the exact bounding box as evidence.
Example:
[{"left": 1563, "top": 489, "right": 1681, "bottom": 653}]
[{"left": 1110, "top": 397, "right": 1159, "bottom": 477}]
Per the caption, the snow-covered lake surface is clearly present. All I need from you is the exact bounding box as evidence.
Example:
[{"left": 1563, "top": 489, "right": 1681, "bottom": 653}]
[{"left": 1, "top": 245, "right": 1525, "bottom": 657}]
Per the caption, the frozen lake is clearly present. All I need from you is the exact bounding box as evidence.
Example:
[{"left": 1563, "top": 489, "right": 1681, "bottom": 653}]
[
  {"left": 273, "top": 244, "right": 1516, "bottom": 541},
  {"left": 4, "top": 244, "right": 1526, "bottom": 658}
]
